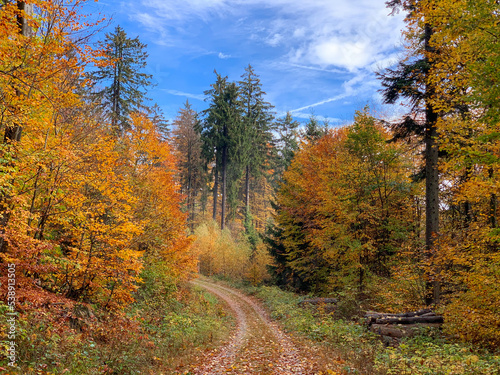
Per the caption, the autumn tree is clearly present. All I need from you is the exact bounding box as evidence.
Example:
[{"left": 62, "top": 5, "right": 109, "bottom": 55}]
[
  {"left": 268, "top": 109, "right": 416, "bottom": 299},
  {"left": 0, "top": 1, "right": 194, "bottom": 312},
  {"left": 415, "top": 0, "right": 500, "bottom": 347}
]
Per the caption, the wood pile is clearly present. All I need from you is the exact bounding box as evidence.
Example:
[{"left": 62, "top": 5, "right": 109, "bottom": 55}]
[{"left": 365, "top": 309, "right": 443, "bottom": 345}]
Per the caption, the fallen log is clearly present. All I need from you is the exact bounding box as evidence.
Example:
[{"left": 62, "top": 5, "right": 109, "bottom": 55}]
[
  {"left": 365, "top": 309, "right": 433, "bottom": 320},
  {"left": 370, "top": 323, "right": 442, "bottom": 338},
  {"left": 375, "top": 315, "right": 443, "bottom": 325}
]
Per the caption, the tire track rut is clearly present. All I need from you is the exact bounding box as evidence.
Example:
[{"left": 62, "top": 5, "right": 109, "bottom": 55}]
[{"left": 190, "top": 279, "right": 314, "bottom": 375}]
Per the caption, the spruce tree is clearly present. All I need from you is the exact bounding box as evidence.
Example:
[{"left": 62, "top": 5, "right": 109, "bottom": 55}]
[
  {"left": 200, "top": 72, "right": 243, "bottom": 229},
  {"left": 89, "top": 25, "right": 152, "bottom": 136},
  {"left": 172, "top": 100, "right": 205, "bottom": 230},
  {"left": 379, "top": 0, "right": 440, "bottom": 304},
  {"left": 302, "top": 113, "right": 327, "bottom": 143},
  {"left": 271, "top": 112, "right": 300, "bottom": 187},
  {"left": 238, "top": 65, "right": 274, "bottom": 217}
]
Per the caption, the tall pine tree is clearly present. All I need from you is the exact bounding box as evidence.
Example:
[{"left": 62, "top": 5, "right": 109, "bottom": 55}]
[
  {"left": 201, "top": 72, "right": 243, "bottom": 229},
  {"left": 379, "top": 0, "right": 441, "bottom": 304},
  {"left": 238, "top": 65, "right": 274, "bottom": 217},
  {"left": 271, "top": 112, "right": 300, "bottom": 188},
  {"left": 172, "top": 100, "right": 205, "bottom": 230},
  {"left": 89, "top": 25, "right": 152, "bottom": 136}
]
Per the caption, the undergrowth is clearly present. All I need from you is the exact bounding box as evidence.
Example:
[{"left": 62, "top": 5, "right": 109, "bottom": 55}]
[
  {"left": 244, "top": 284, "right": 500, "bottom": 375},
  {"left": 0, "top": 280, "right": 233, "bottom": 375}
]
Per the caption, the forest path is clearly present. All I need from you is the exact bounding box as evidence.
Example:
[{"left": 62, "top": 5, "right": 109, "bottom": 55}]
[{"left": 188, "top": 279, "right": 317, "bottom": 375}]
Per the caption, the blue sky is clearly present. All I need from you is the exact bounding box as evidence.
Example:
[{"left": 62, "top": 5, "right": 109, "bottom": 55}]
[{"left": 84, "top": 0, "right": 406, "bottom": 125}]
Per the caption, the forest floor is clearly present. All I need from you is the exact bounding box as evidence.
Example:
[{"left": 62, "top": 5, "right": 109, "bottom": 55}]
[{"left": 186, "top": 278, "right": 322, "bottom": 375}]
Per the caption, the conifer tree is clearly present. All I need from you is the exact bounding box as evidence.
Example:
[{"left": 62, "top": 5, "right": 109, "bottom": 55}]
[
  {"left": 379, "top": 0, "right": 441, "bottom": 304},
  {"left": 302, "top": 113, "right": 327, "bottom": 143},
  {"left": 269, "top": 112, "right": 300, "bottom": 189},
  {"left": 201, "top": 72, "right": 243, "bottom": 229},
  {"left": 172, "top": 100, "right": 205, "bottom": 230},
  {"left": 89, "top": 25, "right": 153, "bottom": 136},
  {"left": 238, "top": 65, "right": 274, "bottom": 217}
]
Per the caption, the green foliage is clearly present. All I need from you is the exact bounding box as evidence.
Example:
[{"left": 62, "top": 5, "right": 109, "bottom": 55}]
[
  {"left": 375, "top": 335, "right": 500, "bottom": 375},
  {"left": 238, "top": 64, "right": 275, "bottom": 182},
  {"left": 302, "top": 113, "right": 327, "bottom": 143},
  {"left": 89, "top": 25, "right": 153, "bottom": 134},
  {"left": 200, "top": 72, "right": 244, "bottom": 227},
  {"left": 252, "top": 284, "right": 500, "bottom": 375},
  {"left": 244, "top": 211, "right": 259, "bottom": 251},
  {"left": 271, "top": 111, "right": 300, "bottom": 187}
]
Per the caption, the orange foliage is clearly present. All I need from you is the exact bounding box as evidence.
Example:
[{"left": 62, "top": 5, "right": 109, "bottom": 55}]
[
  {"left": 273, "top": 109, "right": 418, "bottom": 298},
  {"left": 0, "top": 1, "right": 194, "bottom": 312}
]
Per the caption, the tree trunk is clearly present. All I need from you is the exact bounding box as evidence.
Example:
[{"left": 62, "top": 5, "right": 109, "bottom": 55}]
[
  {"left": 424, "top": 23, "right": 440, "bottom": 306},
  {"left": 221, "top": 146, "right": 227, "bottom": 230},
  {"left": 212, "top": 164, "right": 218, "bottom": 222},
  {"left": 0, "top": 1, "right": 32, "bottom": 253},
  {"left": 489, "top": 168, "right": 497, "bottom": 229},
  {"left": 245, "top": 165, "right": 250, "bottom": 216}
]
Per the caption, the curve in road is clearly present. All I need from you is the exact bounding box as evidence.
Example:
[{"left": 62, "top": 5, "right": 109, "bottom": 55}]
[{"left": 190, "top": 279, "right": 316, "bottom": 375}]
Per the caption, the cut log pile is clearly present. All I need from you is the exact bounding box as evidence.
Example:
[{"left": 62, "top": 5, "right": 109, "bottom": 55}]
[{"left": 365, "top": 309, "right": 443, "bottom": 344}]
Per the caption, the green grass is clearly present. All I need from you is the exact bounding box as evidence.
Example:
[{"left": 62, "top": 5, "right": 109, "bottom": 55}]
[{"left": 237, "top": 283, "right": 500, "bottom": 375}]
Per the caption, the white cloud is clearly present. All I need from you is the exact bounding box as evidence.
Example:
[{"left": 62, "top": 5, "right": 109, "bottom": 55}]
[
  {"left": 218, "top": 52, "right": 231, "bottom": 59},
  {"left": 162, "top": 89, "right": 205, "bottom": 101},
  {"left": 133, "top": 0, "right": 228, "bottom": 22},
  {"left": 126, "top": 0, "right": 406, "bottom": 117},
  {"left": 280, "top": 62, "right": 347, "bottom": 75},
  {"left": 130, "top": 0, "right": 405, "bottom": 72},
  {"left": 312, "top": 39, "right": 372, "bottom": 71},
  {"left": 290, "top": 93, "right": 349, "bottom": 114},
  {"left": 266, "top": 33, "right": 283, "bottom": 47},
  {"left": 290, "top": 112, "right": 342, "bottom": 124}
]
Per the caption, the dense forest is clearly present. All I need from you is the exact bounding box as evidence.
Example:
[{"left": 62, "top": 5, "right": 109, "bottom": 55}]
[{"left": 0, "top": 0, "right": 499, "bottom": 374}]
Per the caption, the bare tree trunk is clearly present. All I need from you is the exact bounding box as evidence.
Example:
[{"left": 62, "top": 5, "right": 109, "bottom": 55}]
[
  {"left": 221, "top": 146, "right": 227, "bottom": 230},
  {"left": 424, "top": 23, "right": 440, "bottom": 306},
  {"left": 245, "top": 165, "right": 250, "bottom": 217},
  {"left": 212, "top": 165, "right": 218, "bottom": 221},
  {"left": 490, "top": 168, "right": 497, "bottom": 229}
]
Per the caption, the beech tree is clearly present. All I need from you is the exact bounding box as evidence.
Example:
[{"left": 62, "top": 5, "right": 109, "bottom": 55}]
[
  {"left": 416, "top": 0, "right": 500, "bottom": 347},
  {"left": 269, "top": 110, "right": 416, "bottom": 298},
  {"left": 0, "top": 2, "right": 195, "bottom": 312}
]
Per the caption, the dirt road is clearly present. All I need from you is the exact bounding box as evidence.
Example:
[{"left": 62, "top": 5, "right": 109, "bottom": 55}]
[{"left": 189, "top": 279, "right": 317, "bottom": 375}]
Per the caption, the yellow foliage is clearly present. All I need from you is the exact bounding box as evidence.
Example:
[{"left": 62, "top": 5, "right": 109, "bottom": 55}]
[
  {"left": 246, "top": 242, "right": 273, "bottom": 286},
  {"left": 194, "top": 221, "right": 251, "bottom": 280}
]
